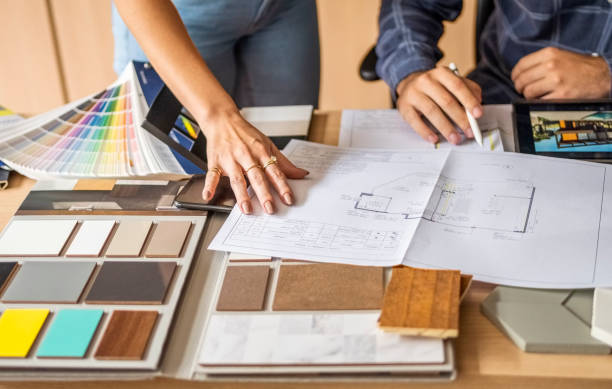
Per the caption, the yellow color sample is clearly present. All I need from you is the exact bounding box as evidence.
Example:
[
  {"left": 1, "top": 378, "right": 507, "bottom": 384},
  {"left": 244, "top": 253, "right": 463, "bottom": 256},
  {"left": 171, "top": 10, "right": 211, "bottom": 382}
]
[{"left": 0, "top": 309, "right": 49, "bottom": 357}]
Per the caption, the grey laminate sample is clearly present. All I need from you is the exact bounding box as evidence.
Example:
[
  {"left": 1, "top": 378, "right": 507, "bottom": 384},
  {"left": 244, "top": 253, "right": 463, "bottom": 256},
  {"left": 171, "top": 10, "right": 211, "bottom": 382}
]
[{"left": 1, "top": 261, "right": 95, "bottom": 303}]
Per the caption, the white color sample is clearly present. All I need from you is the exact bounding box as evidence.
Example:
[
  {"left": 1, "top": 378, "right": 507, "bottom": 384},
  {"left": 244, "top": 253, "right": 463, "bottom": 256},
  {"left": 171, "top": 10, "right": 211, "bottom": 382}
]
[
  {"left": 66, "top": 220, "right": 115, "bottom": 257},
  {"left": 199, "top": 313, "right": 445, "bottom": 365},
  {"left": 240, "top": 105, "right": 313, "bottom": 137},
  {"left": 592, "top": 288, "right": 612, "bottom": 346},
  {"left": 338, "top": 107, "right": 508, "bottom": 151},
  {"left": 0, "top": 219, "right": 77, "bottom": 256},
  {"left": 212, "top": 140, "right": 612, "bottom": 288}
]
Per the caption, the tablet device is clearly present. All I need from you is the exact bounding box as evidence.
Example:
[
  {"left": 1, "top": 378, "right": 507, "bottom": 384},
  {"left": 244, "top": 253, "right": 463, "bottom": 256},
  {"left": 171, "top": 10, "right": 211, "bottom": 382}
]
[{"left": 514, "top": 99, "right": 612, "bottom": 161}]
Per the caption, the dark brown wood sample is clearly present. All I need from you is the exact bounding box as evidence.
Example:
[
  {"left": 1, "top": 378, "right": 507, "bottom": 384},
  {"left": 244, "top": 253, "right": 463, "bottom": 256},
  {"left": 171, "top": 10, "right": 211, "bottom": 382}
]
[
  {"left": 0, "top": 262, "right": 17, "bottom": 295},
  {"left": 95, "top": 310, "right": 157, "bottom": 360},
  {"left": 378, "top": 266, "right": 460, "bottom": 339},
  {"left": 216, "top": 266, "right": 270, "bottom": 311},
  {"left": 273, "top": 264, "right": 383, "bottom": 311},
  {"left": 85, "top": 262, "right": 176, "bottom": 304}
]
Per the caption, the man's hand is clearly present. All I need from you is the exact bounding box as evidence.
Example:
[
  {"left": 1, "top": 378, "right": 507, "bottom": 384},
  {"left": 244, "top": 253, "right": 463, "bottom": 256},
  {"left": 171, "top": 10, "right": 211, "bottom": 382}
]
[
  {"left": 512, "top": 47, "right": 611, "bottom": 99},
  {"left": 396, "top": 66, "right": 483, "bottom": 145}
]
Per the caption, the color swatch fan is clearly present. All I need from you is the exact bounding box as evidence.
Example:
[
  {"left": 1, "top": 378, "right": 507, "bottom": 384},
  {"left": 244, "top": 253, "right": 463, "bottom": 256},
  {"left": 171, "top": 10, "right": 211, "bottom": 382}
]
[{"left": 0, "top": 63, "right": 191, "bottom": 179}]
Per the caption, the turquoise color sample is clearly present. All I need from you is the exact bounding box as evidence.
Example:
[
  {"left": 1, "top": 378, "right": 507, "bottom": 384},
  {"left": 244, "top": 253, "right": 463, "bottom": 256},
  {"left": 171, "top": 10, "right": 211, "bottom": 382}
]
[{"left": 37, "top": 309, "right": 103, "bottom": 358}]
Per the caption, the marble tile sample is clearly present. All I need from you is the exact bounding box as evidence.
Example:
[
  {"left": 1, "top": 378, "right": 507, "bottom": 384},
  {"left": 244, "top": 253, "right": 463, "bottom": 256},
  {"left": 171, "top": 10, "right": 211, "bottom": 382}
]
[
  {"left": 0, "top": 219, "right": 77, "bottom": 256},
  {"left": 66, "top": 220, "right": 115, "bottom": 257},
  {"left": 86, "top": 261, "right": 176, "bottom": 304},
  {"left": 37, "top": 309, "right": 103, "bottom": 358},
  {"left": 144, "top": 221, "right": 191, "bottom": 258},
  {"left": 216, "top": 266, "right": 270, "bottom": 311},
  {"left": 105, "top": 220, "right": 152, "bottom": 257},
  {"left": 273, "top": 263, "right": 384, "bottom": 310},
  {"left": 95, "top": 310, "right": 158, "bottom": 360},
  {"left": 0, "top": 309, "right": 49, "bottom": 357},
  {"left": 0, "top": 261, "right": 17, "bottom": 293},
  {"left": 1, "top": 262, "right": 95, "bottom": 303},
  {"left": 198, "top": 313, "right": 444, "bottom": 365}
]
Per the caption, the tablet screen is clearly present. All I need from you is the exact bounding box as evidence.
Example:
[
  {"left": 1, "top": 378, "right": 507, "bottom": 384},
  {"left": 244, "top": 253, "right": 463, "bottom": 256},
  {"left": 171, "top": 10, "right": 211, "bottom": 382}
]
[{"left": 514, "top": 99, "right": 612, "bottom": 160}]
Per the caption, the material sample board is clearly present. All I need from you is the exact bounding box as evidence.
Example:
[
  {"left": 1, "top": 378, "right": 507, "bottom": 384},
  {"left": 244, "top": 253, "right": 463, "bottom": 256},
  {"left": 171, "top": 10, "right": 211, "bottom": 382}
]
[
  {"left": 37, "top": 309, "right": 103, "bottom": 358},
  {"left": 216, "top": 266, "right": 270, "bottom": 311},
  {"left": 66, "top": 221, "right": 115, "bottom": 257},
  {"left": 105, "top": 220, "right": 151, "bottom": 257},
  {"left": 95, "top": 310, "right": 158, "bottom": 360},
  {"left": 0, "top": 220, "right": 77, "bottom": 256},
  {"left": 0, "top": 309, "right": 49, "bottom": 357}
]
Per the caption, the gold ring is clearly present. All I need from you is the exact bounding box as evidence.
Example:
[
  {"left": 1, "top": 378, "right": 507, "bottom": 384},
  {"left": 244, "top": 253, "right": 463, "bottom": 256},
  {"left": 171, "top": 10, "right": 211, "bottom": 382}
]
[
  {"left": 209, "top": 167, "right": 223, "bottom": 176},
  {"left": 245, "top": 164, "right": 262, "bottom": 174},
  {"left": 262, "top": 156, "right": 277, "bottom": 169}
]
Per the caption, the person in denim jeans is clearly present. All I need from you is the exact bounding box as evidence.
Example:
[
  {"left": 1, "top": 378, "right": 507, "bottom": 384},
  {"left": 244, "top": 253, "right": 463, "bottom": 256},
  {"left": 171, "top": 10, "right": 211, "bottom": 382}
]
[{"left": 113, "top": 0, "right": 319, "bottom": 215}]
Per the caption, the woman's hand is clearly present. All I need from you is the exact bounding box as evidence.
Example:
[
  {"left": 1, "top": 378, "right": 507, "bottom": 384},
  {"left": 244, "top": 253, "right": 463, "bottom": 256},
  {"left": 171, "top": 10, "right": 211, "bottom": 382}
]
[{"left": 200, "top": 109, "right": 309, "bottom": 215}]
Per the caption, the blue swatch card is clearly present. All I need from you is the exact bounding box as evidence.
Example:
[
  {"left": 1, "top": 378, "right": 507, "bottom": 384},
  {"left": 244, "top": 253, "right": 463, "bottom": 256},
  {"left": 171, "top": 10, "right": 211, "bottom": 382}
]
[{"left": 37, "top": 309, "right": 103, "bottom": 358}]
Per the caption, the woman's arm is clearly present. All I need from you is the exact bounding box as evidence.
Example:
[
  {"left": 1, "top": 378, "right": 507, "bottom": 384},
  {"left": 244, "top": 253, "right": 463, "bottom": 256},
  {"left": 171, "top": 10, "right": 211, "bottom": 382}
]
[{"left": 114, "top": 0, "right": 308, "bottom": 214}]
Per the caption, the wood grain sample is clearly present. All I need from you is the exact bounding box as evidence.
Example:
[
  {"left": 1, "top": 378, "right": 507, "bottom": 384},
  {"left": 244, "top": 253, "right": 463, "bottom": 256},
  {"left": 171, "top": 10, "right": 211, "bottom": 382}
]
[
  {"left": 216, "top": 266, "right": 270, "bottom": 311},
  {"left": 378, "top": 266, "right": 460, "bottom": 339},
  {"left": 273, "top": 264, "right": 383, "bottom": 311},
  {"left": 94, "top": 310, "right": 157, "bottom": 360}
]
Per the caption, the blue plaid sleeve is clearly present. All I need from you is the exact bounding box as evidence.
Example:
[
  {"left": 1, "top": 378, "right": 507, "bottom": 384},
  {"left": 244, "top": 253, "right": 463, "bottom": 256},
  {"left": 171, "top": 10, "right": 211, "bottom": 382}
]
[{"left": 376, "top": 0, "right": 463, "bottom": 96}]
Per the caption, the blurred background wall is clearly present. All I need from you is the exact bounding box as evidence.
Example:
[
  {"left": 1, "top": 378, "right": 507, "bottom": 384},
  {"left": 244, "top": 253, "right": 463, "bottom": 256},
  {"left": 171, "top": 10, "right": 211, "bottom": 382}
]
[{"left": 0, "top": 0, "right": 476, "bottom": 116}]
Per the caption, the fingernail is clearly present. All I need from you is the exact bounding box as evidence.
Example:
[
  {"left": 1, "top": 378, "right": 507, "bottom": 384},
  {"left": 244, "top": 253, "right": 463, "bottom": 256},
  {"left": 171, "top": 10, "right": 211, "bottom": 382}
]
[
  {"left": 203, "top": 190, "right": 211, "bottom": 201},
  {"left": 241, "top": 201, "right": 252, "bottom": 214},
  {"left": 449, "top": 133, "right": 460, "bottom": 145},
  {"left": 283, "top": 193, "right": 294, "bottom": 205},
  {"left": 465, "top": 127, "right": 474, "bottom": 138},
  {"left": 301, "top": 169, "right": 310, "bottom": 176},
  {"left": 472, "top": 106, "right": 483, "bottom": 117},
  {"left": 264, "top": 200, "right": 275, "bottom": 214},
  {"left": 428, "top": 135, "right": 438, "bottom": 144}
]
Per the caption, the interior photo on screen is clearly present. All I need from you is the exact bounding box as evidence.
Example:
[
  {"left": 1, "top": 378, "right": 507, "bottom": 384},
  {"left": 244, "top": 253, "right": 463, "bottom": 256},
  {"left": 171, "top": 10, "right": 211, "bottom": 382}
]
[{"left": 530, "top": 111, "right": 612, "bottom": 152}]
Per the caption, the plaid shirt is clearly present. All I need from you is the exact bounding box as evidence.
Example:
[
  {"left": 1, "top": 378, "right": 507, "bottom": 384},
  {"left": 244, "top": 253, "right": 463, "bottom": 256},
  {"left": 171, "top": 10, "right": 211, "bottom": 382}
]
[{"left": 376, "top": 0, "right": 612, "bottom": 103}]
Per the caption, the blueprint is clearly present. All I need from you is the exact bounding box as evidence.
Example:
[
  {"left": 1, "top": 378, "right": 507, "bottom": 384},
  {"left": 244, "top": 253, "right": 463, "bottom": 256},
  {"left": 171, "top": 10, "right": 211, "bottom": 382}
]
[{"left": 210, "top": 140, "right": 612, "bottom": 288}]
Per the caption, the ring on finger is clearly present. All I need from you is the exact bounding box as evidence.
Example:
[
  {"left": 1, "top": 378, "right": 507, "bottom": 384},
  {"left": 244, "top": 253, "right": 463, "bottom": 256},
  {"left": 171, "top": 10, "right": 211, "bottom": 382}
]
[
  {"left": 262, "top": 156, "right": 277, "bottom": 170},
  {"left": 209, "top": 167, "right": 224, "bottom": 176},
  {"left": 245, "top": 164, "right": 262, "bottom": 174}
]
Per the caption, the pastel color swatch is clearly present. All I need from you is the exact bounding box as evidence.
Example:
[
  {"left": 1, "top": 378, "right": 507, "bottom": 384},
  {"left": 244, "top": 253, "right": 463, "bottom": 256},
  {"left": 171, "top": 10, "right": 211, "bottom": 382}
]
[
  {"left": 37, "top": 309, "right": 103, "bottom": 358},
  {"left": 0, "top": 219, "right": 77, "bottom": 256},
  {"left": 0, "top": 309, "right": 49, "bottom": 357},
  {"left": 66, "top": 220, "right": 115, "bottom": 257}
]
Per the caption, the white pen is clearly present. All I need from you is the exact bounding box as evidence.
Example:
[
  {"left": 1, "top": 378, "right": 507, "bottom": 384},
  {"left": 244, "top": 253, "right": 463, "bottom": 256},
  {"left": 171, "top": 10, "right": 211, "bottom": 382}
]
[{"left": 448, "top": 62, "right": 483, "bottom": 147}]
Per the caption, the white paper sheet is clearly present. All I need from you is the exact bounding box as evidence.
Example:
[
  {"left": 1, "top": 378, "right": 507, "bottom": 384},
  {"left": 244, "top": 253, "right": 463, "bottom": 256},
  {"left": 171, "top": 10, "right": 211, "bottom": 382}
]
[
  {"left": 199, "top": 313, "right": 444, "bottom": 365},
  {"left": 339, "top": 107, "right": 508, "bottom": 151},
  {"left": 211, "top": 140, "right": 612, "bottom": 288}
]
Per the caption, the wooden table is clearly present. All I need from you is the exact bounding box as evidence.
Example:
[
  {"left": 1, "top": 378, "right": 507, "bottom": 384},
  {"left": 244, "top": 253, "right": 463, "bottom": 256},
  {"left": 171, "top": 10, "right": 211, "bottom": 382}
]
[{"left": 1, "top": 111, "right": 611, "bottom": 389}]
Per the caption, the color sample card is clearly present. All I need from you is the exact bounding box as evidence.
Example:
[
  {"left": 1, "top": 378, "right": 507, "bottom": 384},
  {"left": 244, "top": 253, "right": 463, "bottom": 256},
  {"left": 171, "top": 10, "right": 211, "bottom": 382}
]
[
  {"left": 145, "top": 221, "right": 191, "bottom": 258},
  {"left": 0, "top": 220, "right": 77, "bottom": 256},
  {"left": 0, "top": 309, "right": 49, "bottom": 357},
  {"left": 86, "top": 262, "right": 176, "bottom": 304},
  {"left": 0, "top": 262, "right": 17, "bottom": 293},
  {"left": 37, "top": 309, "right": 103, "bottom": 358},
  {"left": 217, "top": 266, "right": 270, "bottom": 311},
  {"left": 66, "top": 220, "right": 115, "bottom": 257},
  {"left": 105, "top": 220, "right": 151, "bottom": 257},
  {"left": 2, "top": 262, "right": 95, "bottom": 303},
  {"left": 273, "top": 264, "right": 384, "bottom": 311},
  {"left": 95, "top": 310, "right": 158, "bottom": 360}
]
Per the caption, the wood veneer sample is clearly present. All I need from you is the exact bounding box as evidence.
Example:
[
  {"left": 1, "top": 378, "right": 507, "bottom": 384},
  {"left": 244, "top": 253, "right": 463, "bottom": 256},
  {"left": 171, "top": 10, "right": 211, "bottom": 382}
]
[
  {"left": 2, "top": 262, "right": 95, "bottom": 303},
  {"left": 144, "top": 221, "right": 191, "bottom": 258},
  {"left": 94, "top": 310, "right": 157, "bottom": 360},
  {"left": 85, "top": 261, "right": 176, "bottom": 304},
  {"left": 273, "top": 264, "right": 383, "bottom": 311},
  {"left": 105, "top": 220, "right": 152, "bottom": 257},
  {"left": 216, "top": 266, "right": 270, "bottom": 311},
  {"left": 378, "top": 266, "right": 460, "bottom": 339},
  {"left": 0, "top": 262, "right": 17, "bottom": 294}
]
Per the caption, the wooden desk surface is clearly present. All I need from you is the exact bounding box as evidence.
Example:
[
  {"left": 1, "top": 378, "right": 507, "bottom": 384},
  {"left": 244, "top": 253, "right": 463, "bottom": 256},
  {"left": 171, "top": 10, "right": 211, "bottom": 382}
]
[{"left": 0, "top": 111, "right": 611, "bottom": 389}]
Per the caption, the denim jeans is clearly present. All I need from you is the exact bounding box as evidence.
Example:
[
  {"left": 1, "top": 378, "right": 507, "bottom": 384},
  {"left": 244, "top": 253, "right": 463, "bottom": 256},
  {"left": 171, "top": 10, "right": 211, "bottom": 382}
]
[{"left": 112, "top": 0, "right": 320, "bottom": 107}]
